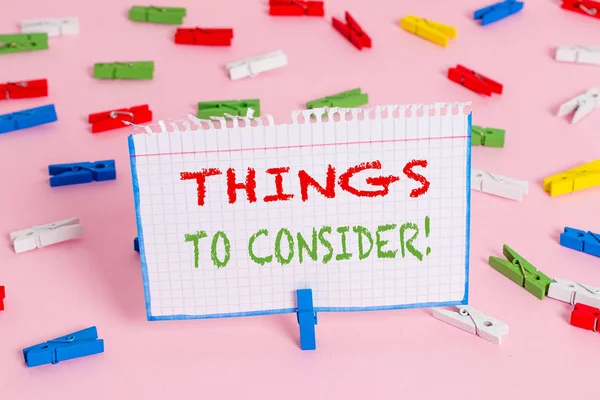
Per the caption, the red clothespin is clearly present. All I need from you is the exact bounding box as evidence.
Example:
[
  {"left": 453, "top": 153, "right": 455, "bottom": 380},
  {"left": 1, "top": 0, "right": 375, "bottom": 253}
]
[
  {"left": 269, "top": 0, "right": 324, "bottom": 16},
  {"left": 0, "top": 286, "right": 5, "bottom": 311},
  {"left": 0, "top": 79, "right": 47, "bottom": 100},
  {"left": 174, "top": 28, "right": 234, "bottom": 46},
  {"left": 88, "top": 105, "right": 152, "bottom": 133},
  {"left": 447, "top": 65, "right": 503, "bottom": 96},
  {"left": 332, "top": 12, "right": 371, "bottom": 50},
  {"left": 561, "top": 0, "right": 600, "bottom": 19},
  {"left": 571, "top": 303, "right": 600, "bottom": 333}
]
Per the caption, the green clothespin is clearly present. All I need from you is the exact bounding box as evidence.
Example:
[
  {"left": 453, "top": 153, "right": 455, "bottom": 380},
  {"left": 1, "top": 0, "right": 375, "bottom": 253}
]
[
  {"left": 129, "top": 6, "right": 186, "bottom": 24},
  {"left": 306, "top": 88, "right": 368, "bottom": 110},
  {"left": 197, "top": 100, "right": 260, "bottom": 119},
  {"left": 0, "top": 33, "right": 48, "bottom": 55},
  {"left": 488, "top": 245, "right": 554, "bottom": 300},
  {"left": 472, "top": 125, "right": 505, "bottom": 148},
  {"left": 93, "top": 61, "right": 154, "bottom": 80}
]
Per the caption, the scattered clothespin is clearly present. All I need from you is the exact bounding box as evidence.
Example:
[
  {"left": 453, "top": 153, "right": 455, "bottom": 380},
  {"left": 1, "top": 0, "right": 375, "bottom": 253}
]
[
  {"left": 23, "top": 326, "right": 104, "bottom": 368},
  {"left": 471, "top": 169, "right": 528, "bottom": 201},
  {"left": 49, "top": 160, "right": 116, "bottom": 187},
  {"left": 400, "top": 16, "right": 457, "bottom": 47},
  {"left": 471, "top": 125, "right": 505, "bottom": 147},
  {"left": 555, "top": 46, "right": 600, "bottom": 66},
  {"left": 175, "top": 28, "right": 233, "bottom": 46},
  {"left": 448, "top": 65, "right": 503, "bottom": 96},
  {"left": 332, "top": 12, "right": 371, "bottom": 50},
  {"left": 306, "top": 88, "right": 368, "bottom": 110},
  {"left": 474, "top": 0, "right": 524, "bottom": 25},
  {"left": 129, "top": 6, "right": 186, "bottom": 24},
  {"left": 543, "top": 160, "right": 600, "bottom": 197},
  {"left": 88, "top": 105, "right": 152, "bottom": 133},
  {"left": 0, "top": 79, "right": 47, "bottom": 100},
  {"left": 227, "top": 50, "right": 287, "bottom": 81},
  {"left": 93, "top": 61, "right": 154, "bottom": 80},
  {"left": 134, "top": 237, "right": 140, "bottom": 252},
  {"left": 433, "top": 306, "right": 509, "bottom": 344},
  {"left": 0, "top": 286, "right": 4, "bottom": 311},
  {"left": 0, "top": 33, "right": 48, "bottom": 55},
  {"left": 560, "top": 227, "right": 600, "bottom": 257},
  {"left": 197, "top": 100, "right": 260, "bottom": 119},
  {"left": 561, "top": 0, "right": 600, "bottom": 20},
  {"left": 557, "top": 88, "right": 600, "bottom": 124},
  {"left": 20, "top": 17, "right": 79, "bottom": 36},
  {"left": 0, "top": 104, "right": 57, "bottom": 134},
  {"left": 296, "top": 289, "right": 317, "bottom": 350},
  {"left": 10, "top": 217, "right": 82, "bottom": 254},
  {"left": 269, "top": 0, "right": 324, "bottom": 16},
  {"left": 548, "top": 278, "right": 600, "bottom": 309},
  {"left": 488, "top": 245, "right": 553, "bottom": 300},
  {"left": 571, "top": 303, "right": 600, "bottom": 333}
]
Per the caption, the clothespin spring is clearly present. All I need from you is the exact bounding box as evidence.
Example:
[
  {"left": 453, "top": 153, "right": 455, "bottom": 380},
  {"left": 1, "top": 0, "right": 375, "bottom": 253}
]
[
  {"left": 109, "top": 110, "right": 135, "bottom": 122},
  {"left": 5, "top": 82, "right": 27, "bottom": 99},
  {"left": 577, "top": 2, "right": 598, "bottom": 15},
  {"left": 112, "top": 63, "right": 135, "bottom": 79},
  {"left": 459, "top": 307, "right": 482, "bottom": 335},
  {"left": 0, "top": 41, "right": 21, "bottom": 50}
]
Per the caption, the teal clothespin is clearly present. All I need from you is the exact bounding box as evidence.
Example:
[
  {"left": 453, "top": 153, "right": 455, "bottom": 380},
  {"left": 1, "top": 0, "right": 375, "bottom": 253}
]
[
  {"left": 0, "top": 33, "right": 48, "bottom": 55},
  {"left": 306, "top": 88, "right": 368, "bottom": 110},
  {"left": 197, "top": 100, "right": 260, "bottom": 119},
  {"left": 129, "top": 6, "right": 186, "bottom": 24},
  {"left": 93, "top": 61, "right": 154, "bottom": 80},
  {"left": 472, "top": 125, "right": 505, "bottom": 148}
]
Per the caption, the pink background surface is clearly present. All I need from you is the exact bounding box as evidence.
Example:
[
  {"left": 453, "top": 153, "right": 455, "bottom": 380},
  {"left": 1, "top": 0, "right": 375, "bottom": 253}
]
[{"left": 1, "top": 0, "right": 600, "bottom": 399}]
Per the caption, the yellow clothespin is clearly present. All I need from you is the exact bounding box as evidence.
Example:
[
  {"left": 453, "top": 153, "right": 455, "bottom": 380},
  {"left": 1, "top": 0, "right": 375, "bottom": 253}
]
[
  {"left": 543, "top": 160, "right": 600, "bottom": 197},
  {"left": 400, "top": 15, "right": 457, "bottom": 47}
]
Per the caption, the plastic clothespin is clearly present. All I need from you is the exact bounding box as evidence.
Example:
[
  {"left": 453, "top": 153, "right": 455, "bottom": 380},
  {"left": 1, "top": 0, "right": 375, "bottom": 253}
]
[
  {"left": 129, "top": 6, "right": 186, "bottom": 24},
  {"left": 0, "top": 104, "right": 57, "bottom": 134},
  {"left": 269, "top": 0, "right": 324, "bottom": 16},
  {"left": 296, "top": 289, "right": 317, "bottom": 350},
  {"left": 0, "top": 286, "right": 5, "bottom": 311},
  {"left": 134, "top": 237, "right": 140, "bottom": 253},
  {"left": 49, "top": 160, "right": 116, "bottom": 187},
  {"left": 332, "top": 12, "right": 371, "bottom": 50},
  {"left": 555, "top": 46, "right": 600, "bottom": 66},
  {"left": 20, "top": 17, "right": 79, "bottom": 36},
  {"left": 488, "top": 245, "right": 553, "bottom": 299},
  {"left": 543, "top": 160, "right": 600, "bottom": 197},
  {"left": 560, "top": 227, "right": 600, "bottom": 257},
  {"left": 548, "top": 278, "right": 600, "bottom": 308},
  {"left": 471, "top": 169, "right": 528, "bottom": 201},
  {"left": 10, "top": 217, "right": 83, "bottom": 254},
  {"left": 88, "top": 105, "right": 152, "bottom": 133},
  {"left": 23, "top": 326, "right": 104, "bottom": 368},
  {"left": 93, "top": 61, "right": 154, "bottom": 80},
  {"left": 557, "top": 88, "right": 600, "bottom": 124},
  {"left": 0, "top": 79, "right": 47, "bottom": 100},
  {"left": 448, "top": 65, "right": 503, "bottom": 96},
  {"left": 306, "top": 88, "right": 368, "bottom": 110},
  {"left": 400, "top": 16, "right": 457, "bottom": 47},
  {"left": 571, "top": 303, "right": 600, "bottom": 333},
  {"left": 227, "top": 50, "right": 287, "bottom": 81},
  {"left": 561, "top": 0, "right": 600, "bottom": 20},
  {"left": 474, "top": 0, "right": 524, "bottom": 25},
  {"left": 0, "top": 33, "right": 48, "bottom": 55},
  {"left": 197, "top": 100, "right": 260, "bottom": 119},
  {"left": 471, "top": 125, "right": 505, "bottom": 148},
  {"left": 433, "top": 306, "right": 509, "bottom": 344},
  {"left": 174, "top": 28, "right": 233, "bottom": 46}
]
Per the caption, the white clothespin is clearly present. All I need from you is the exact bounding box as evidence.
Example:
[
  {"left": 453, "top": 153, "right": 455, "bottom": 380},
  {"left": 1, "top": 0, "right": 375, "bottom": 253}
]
[
  {"left": 433, "top": 306, "right": 509, "bottom": 345},
  {"left": 20, "top": 17, "right": 79, "bottom": 36},
  {"left": 226, "top": 50, "right": 287, "bottom": 81},
  {"left": 557, "top": 88, "right": 600, "bottom": 124},
  {"left": 10, "top": 218, "right": 83, "bottom": 254},
  {"left": 547, "top": 278, "right": 600, "bottom": 309},
  {"left": 555, "top": 46, "right": 600, "bottom": 66},
  {"left": 471, "top": 169, "right": 528, "bottom": 201}
]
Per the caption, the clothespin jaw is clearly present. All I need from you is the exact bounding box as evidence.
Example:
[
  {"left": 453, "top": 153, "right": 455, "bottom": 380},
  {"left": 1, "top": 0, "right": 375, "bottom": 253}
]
[
  {"left": 49, "top": 160, "right": 116, "bottom": 187},
  {"left": 0, "top": 286, "right": 5, "bottom": 311},
  {"left": 0, "top": 79, "right": 48, "bottom": 100},
  {"left": 174, "top": 28, "right": 234, "bottom": 46},
  {"left": 0, "top": 104, "right": 57, "bottom": 134},
  {"left": 560, "top": 227, "right": 600, "bottom": 257},
  {"left": 197, "top": 100, "right": 260, "bottom": 119},
  {"left": 20, "top": 17, "right": 79, "bottom": 36},
  {"left": 433, "top": 306, "right": 509, "bottom": 344},
  {"left": 557, "top": 88, "right": 600, "bottom": 124},
  {"left": 332, "top": 12, "right": 371, "bottom": 50},
  {"left": 269, "top": 0, "right": 325, "bottom": 16},
  {"left": 306, "top": 88, "right": 369, "bottom": 110},
  {"left": 296, "top": 289, "right": 317, "bottom": 350},
  {"left": 129, "top": 6, "right": 187, "bottom": 24},
  {"left": 474, "top": 0, "right": 524, "bottom": 26},
  {"left": 10, "top": 217, "right": 83, "bottom": 254},
  {"left": 0, "top": 33, "right": 48, "bottom": 55},
  {"left": 471, "top": 125, "right": 505, "bottom": 147},
  {"left": 134, "top": 237, "right": 140, "bottom": 252},
  {"left": 571, "top": 303, "right": 600, "bottom": 333},
  {"left": 399, "top": 16, "right": 457, "bottom": 47},
  {"left": 448, "top": 65, "right": 503, "bottom": 96},
  {"left": 488, "top": 245, "right": 553, "bottom": 299},
  {"left": 543, "top": 160, "right": 600, "bottom": 197},
  {"left": 561, "top": 0, "right": 600, "bottom": 20},
  {"left": 93, "top": 62, "right": 154, "bottom": 80},
  {"left": 23, "top": 326, "right": 104, "bottom": 367},
  {"left": 88, "top": 105, "right": 152, "bottom": 133}
]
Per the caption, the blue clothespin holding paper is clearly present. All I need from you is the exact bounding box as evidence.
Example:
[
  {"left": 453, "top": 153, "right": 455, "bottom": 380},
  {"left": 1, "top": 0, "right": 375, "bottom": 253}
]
[
  {"left": 296, "top": 289, "right": 317, "bottom": 350},
  {"left": 49, "top": 160, "right": 116, "bottom": 187},
  {"left": 0, "top": 104, "right": 57, "bottom": 134},
  {"left": 23, "top": 326, "right": 104, "bottom": 368},
  {"left": 474, "top": 0, "right": 524, "bottom": 25},
  {"left": 560, "top": 227, "right": 600, "bottom": 258}
]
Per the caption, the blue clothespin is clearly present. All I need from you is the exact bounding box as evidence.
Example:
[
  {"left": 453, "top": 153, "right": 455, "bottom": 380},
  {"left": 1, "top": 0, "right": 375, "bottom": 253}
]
[
  {"left": 296, "top": 289, "right": 317, "bottom": 351},
  {"left": 474, "top": 0, "right": 524, "bottom": 25},
  {"left": 560, "top": 227, "right": 600, "bottom": 258},
  {"left": 49, "top": 160, "right": 116, "bottom": 187},
  {"left": 134, "top": 237, "right": 139, "bottom": 252},
  {"left": 0, "top": 104, "right": 57, "bottom": 134},
  {"left": 23, "top": 326, "right": 104, "bottom": 368}
]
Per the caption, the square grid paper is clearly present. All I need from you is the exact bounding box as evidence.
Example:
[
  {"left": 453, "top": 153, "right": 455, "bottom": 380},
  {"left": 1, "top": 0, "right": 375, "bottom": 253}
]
[{"left": 129, "top": 103, "right": 472, "bottom": 321}]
